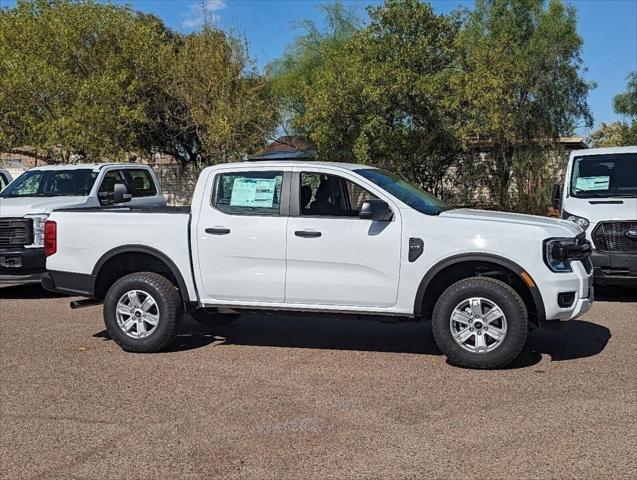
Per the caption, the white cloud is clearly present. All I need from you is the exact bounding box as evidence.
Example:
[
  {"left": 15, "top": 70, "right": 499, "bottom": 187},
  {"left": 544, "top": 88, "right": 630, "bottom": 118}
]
[{"left": 182, "top": 0, "right": 226, "bottom": 30}]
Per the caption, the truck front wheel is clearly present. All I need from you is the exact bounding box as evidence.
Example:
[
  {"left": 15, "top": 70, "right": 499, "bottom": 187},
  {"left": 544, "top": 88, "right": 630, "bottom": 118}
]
[
  {"left": 103, "top": 272, "right": 182, "bottom": 352},
  {"left": 431, "top": 277, "right": 528, "bottom": 369}
]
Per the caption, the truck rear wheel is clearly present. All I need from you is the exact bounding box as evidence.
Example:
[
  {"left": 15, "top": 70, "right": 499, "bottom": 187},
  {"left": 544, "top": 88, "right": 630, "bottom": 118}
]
[
  {"left": 103, "top": 272, "right": 182, "bottom": 353},
  {"left": 431, "top": 277, "right": 528, "bottom": 369}
]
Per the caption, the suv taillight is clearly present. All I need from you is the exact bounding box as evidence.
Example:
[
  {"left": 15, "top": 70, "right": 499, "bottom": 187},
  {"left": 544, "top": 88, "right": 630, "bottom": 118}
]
[{"left": 44, "top": 220, "right": 57, "bottom": 256}]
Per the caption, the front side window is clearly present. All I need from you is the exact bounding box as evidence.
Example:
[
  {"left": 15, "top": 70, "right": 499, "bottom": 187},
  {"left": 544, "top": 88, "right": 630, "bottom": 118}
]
[
  {"left": 0, "top": 173, "right": 8, "bottom": 191},
  {"left": 213, "top": 171, "right": 283, "bottom": 215},
  {"left": 0, "top": 169, "right": 97, "bottom": 197},
  {"left": 300, "top": 172, "right": 377, "bottom": 217},
  {"left": 570, "top": 153, "right": 637, "bottom": 198},
  {"left": 355, "top": 168, "right": 450, "bottom": 215}
]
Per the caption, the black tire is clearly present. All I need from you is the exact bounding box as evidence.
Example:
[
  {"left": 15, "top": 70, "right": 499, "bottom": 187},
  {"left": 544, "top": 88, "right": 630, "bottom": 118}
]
[
  {"left": 103, "top": 272, "right": 183, "bottom": 353},
  {"left": 431, "top": 277, "right": 528, "bottom": 369},
  {"left": 189, "top": 309, "right": 241, "bottom": 327}
]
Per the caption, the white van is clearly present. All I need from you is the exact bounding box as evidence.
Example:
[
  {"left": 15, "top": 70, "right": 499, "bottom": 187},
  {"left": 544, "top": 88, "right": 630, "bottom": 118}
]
[{"left": 554, "top": 145, "right": 637, "bottom": 286}]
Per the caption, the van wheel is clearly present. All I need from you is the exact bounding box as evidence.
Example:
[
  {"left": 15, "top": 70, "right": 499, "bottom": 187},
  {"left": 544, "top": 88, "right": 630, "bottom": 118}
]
[
  {"left": 190, "top": 309, "right": 241, "bottom": 326},
  {"left": 431, "top": 277, "right": 528, "bottom": 369},
  {"left": 103, "top": 272, "right": 182, "bottom": 353}
]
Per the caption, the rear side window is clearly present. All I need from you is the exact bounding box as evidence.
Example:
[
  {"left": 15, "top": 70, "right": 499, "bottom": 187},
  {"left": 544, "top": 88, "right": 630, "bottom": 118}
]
[
  {"left": 124, "top": 169, "right": 157, "bottom": 197},
  {"left": 213, "top": 171, "right": 283, "bottom": 215}
]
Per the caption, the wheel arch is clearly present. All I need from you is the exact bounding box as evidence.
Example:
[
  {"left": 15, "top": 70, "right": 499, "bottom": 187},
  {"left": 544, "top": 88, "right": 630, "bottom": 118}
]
[
  {"left": 414, "top": 253, "right": 546, "bottom": 324},
  {"left": 92, "top": 245, "right": 189, "bottom": 301}
]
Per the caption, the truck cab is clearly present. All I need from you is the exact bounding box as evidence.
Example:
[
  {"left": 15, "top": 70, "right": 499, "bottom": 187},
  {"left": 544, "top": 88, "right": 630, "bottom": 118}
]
[
  {"left": 554, "top": 146, "right": 637, "bottom": 286},
  {"left": 0, "top": 163, "right": 165, "bottom": 285}
]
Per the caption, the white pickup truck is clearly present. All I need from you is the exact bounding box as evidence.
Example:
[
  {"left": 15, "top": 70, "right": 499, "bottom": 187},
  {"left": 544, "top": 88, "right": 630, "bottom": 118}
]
[
  {"left": 43, "top": 161, "right": 593, "bottom": 369},
  {"left": 0, "top": 163, "right": 165, "bottom": 284}
]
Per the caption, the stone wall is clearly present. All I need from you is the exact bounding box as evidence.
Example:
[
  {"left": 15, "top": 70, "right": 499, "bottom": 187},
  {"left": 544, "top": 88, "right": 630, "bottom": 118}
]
[{"left": 152, "top": 163, "right": 204, "bottom": 206}]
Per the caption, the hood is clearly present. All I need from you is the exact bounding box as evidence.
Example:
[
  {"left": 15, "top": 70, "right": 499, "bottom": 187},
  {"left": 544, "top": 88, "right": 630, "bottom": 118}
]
[
  {"left": 0, "top": 196, "right": 89, "bottom": 217},
  {"left": 563, "top": 197, "right": 637, "bottom": 224},
  {"left": 440, "top": 208, "right": 582, "bottom": 236}
]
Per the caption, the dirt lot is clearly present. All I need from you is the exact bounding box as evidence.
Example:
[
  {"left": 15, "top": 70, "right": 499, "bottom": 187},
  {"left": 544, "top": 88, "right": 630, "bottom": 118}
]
[{"left": 1, "top": 285, "right": 635, "bottom": 480}]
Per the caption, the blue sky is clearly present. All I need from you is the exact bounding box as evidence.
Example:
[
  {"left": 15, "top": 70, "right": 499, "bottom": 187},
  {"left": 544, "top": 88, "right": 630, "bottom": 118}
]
[{"left": 2, "top": 0, "right": 636, "bottom": 136}]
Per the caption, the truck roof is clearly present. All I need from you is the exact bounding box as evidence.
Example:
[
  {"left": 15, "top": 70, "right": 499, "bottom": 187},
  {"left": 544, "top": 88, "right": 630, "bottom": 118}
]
[
  {"left": 28, "top": 163, "right": 152, "bottom": 172},
  {"left": 570, "top": 145, "right": 637, "bottom": 157},
  {"left": 210, "top": 160, "right": 378, "bottom": 171}
]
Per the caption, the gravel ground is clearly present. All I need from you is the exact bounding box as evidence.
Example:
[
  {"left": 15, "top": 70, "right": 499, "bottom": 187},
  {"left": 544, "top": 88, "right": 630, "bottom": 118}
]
[{"left": 1, "top": 284, "right": 636, "bottom": 479}]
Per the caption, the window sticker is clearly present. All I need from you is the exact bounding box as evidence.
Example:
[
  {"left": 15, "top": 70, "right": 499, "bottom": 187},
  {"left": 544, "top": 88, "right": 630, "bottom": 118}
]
[
  {"left": 230, "top": 177, "right": 277, "bottom": 207},
  {"left": 575, "top": 176, "right": 610, "bottom": 191}
]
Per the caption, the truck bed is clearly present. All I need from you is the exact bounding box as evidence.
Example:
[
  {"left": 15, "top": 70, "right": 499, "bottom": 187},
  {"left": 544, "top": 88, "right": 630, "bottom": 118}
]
[{"left": 46, "top": 207, "right": 197, "bottom": 299}]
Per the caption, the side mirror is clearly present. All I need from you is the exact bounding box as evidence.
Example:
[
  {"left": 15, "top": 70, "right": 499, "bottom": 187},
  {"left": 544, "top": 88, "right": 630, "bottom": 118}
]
[
  {"left": 551, "top": 183, "right": 562, "bottom": 210},
  {"left": 99, "top": 183, "right": 132, "bottom": 206},
  {"left": 359, "top": 199, "right": 393, "bottom": 221}
]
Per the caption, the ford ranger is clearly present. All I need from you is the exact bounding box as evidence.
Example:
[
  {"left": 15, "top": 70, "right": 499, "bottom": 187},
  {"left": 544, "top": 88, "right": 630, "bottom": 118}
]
[
  {"left": 43, "top": 161, "right": 593, "bottom": 369},
  {"left": 0, "top": 163, "right": 165, "bottom": 284}
]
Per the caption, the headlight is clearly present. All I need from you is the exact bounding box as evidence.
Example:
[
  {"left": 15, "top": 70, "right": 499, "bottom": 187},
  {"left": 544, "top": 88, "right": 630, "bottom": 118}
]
[
  {"left": 543, "top": 236, "right": 592, "bottom": 273},
  {"left": 562, "top": 210, "right": 590, "bottom": 231},
  {"left": 24, "top": 213, "right": 49, "bottom": 248}
]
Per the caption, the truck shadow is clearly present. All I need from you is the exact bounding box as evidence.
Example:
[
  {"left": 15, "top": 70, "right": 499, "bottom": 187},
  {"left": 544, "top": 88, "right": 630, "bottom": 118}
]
[
  {"left": 151, "top": 314, "right": 610, "bottom": 369},
  {"left": 0, "top": 283, "right": 66, "bottom": 299}
]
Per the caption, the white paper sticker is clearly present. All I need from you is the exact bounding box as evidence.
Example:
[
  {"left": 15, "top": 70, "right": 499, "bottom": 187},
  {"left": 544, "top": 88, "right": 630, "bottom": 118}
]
[
  {"left": 575, "top": 176, "right": 610, "bottom": 191},
  {"left": 230, "top": 177, "right": 277, "bottom": 207}
]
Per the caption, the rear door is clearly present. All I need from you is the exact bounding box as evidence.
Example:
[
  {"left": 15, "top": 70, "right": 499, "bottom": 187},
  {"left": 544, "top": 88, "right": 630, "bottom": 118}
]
[
  {"left": 194, "top": 167, "right": 291, "bottom": 303},
  {"left": 285, "top": 168, "right": 402, "bottom": 308}
]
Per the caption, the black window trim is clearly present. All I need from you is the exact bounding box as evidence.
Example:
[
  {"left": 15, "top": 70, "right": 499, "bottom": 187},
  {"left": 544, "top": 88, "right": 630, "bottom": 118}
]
[
  {"left": 290, "top": 171, "right": 393, "bottom": 220},
  {"left": 210, "top": 170, "right": 291, "bottom": 217}
]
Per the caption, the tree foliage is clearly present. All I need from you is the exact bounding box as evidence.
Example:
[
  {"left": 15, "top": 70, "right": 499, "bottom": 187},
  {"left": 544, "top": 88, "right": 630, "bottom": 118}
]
[
  {"left": 590, "top": 71, "right": 637, "bottom": 147},
  {"left": 449, "top": 0, "right": 593, "bottom": 208},
  {"left": 269, "top": 0, "right": 593, "bottom": 209},
  {"left": 0, "top": 0, "right": 276, "bottom": 164}
]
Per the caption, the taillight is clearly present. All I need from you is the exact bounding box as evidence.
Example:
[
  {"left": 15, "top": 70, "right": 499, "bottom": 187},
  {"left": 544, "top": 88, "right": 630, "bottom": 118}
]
[{"left": 44, "top": 220, "right": 57, "bottom": 256}]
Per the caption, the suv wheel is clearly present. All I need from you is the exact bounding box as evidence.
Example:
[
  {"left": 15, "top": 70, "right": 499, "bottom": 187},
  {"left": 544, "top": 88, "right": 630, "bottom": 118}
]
[
  {"left": 103, "top": 272, "right": 182, "bottom": 352},
  {"left": 431, "top": 277, "right": 528, "bottom": 369}
]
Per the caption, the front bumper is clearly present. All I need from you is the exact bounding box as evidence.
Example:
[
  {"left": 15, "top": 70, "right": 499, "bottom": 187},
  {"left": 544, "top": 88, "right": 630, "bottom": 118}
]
[
  {"left": 539, "top": 260, "right": 594, "bottom": 322},
  {"left": 591, "top": 251, "right": 637, "bottom": 286},
  {"left": 0, "top": 248, "right": 46, "bottom": 285}
]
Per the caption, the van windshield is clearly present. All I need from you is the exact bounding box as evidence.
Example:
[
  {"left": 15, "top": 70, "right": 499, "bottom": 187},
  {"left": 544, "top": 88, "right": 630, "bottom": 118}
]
[
  {"left": 0, "top": 169, "right": 98, "bottom": 197},
  {"left": 570, "top": 153, "right": 637, "bottom": 198}
]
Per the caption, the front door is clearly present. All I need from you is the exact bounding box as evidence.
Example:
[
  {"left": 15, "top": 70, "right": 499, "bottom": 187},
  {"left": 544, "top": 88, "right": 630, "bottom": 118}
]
[
  {"left": 285, "top": 169, "right": 401, "bottom": 308},
  {"left": 195, "top": 168, "right": 290, "bottom": 303}
]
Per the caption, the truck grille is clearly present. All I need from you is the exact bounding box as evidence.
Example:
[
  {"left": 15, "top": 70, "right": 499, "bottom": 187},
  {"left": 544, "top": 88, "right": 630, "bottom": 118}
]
[
  {"left": 592, "top": 221, "right": 637, "bottom": 253},
  {"left": 0, "top": 218, "right": 33, "bottom": 248}
]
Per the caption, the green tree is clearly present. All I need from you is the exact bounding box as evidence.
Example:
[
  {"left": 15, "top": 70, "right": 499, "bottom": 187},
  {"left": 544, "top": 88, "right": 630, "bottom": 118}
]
[
  {"left": 267, "top": 1, "right": 361, "bottom": 137},
  {"left": 591, "top": 71, "right": 637, "bottom": 147},
  {"left": 0, "top": 0, "right": 173, "bottom": 162},
  {"left": 450, "top": 0, "right": 594, "bottom": 209},
  {"left": 159, "top": 27, "right": 278, "bottom": 164},
  {"left": 283, "top": 0, "right": 461, "bottom": 193},
  {"left": 613, "top": 71, "right": 637, "bottom": 119}
]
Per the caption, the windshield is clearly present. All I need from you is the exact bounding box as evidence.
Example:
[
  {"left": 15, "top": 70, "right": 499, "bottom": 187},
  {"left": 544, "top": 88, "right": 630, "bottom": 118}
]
[
  {"left": 355, "top": 168, "right": 451, "bottom": 215},
  {"left": 570, "top": 153, "right": 637, "bottom": 198},
  {"left": 0, "top": 169, "right": 98, "bottom": 198}
]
